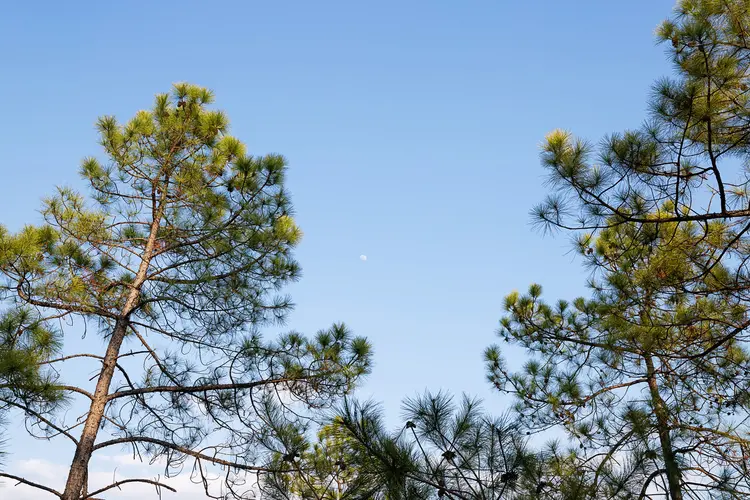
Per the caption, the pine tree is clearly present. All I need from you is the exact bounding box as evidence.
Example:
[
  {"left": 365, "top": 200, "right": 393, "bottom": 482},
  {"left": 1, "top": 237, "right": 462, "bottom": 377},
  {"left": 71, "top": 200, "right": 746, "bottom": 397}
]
[
  {"left": 330, "top": 393, "right": 545, "bottom": 500},
  {"left": 0, "top": 307, "right": 63, "bottom": 492},
  {"left": 534, "top": 0, "right": 750, "bottom": 301},
  {"left": 0, "top": 83, "right": 371, "bottom": 499},
  {"left": 536, "top": 0, "right": 750, "bottom": 226},
  {"left": 0, "top": 308, "right": 64, "bottom": 427},
  {"left": 487, "top": 214, "right": 750, "bottom": 499},
  {"left": 260, "top": 419, "right": 385, "bottom": 499},
  {"left": 506, "top": 3, "right": 750, "bottom": 497}
]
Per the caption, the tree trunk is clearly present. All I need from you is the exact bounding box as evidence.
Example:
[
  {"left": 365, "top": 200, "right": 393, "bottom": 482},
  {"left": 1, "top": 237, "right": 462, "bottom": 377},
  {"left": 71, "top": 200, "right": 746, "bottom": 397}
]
[
  {"left": 60, "top": 318, "right": 129, "bottom": 499},
  {"left": 61, "top": 213, "right": 162, "bottom": 499},
  {"left": 645, "top": 355, "right": 683, "bottom": 500}
]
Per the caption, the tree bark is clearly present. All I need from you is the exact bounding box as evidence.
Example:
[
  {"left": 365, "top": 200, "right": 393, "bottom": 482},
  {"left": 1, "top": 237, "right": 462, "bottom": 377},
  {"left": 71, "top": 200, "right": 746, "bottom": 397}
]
[
  {"left": 645, "top": 355, "right": 683, "bottom": 500},
  {"left": 60, "top": 318, "right": 129, "bottom": 499}
]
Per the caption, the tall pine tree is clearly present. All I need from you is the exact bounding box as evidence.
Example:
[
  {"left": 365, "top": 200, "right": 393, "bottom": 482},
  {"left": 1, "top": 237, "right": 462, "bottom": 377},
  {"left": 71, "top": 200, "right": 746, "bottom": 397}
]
[
  {"left": 0, "top": 84, "right": 371, "bottom": 499},
  {"left": 264, "top": 392, "right": 559, "bottom": 500},
  {"left": 487, "top": 214, "right": 750, "bottom": 499},
  {"left": 503, "top": 2, "right": 750, "bottom": 497}
]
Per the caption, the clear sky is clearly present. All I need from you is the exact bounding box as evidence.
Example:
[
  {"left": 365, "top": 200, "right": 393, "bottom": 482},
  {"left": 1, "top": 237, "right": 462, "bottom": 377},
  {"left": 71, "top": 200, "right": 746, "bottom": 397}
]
[{"left": 1, "top": 1, "right": 676, "bottom": 498}]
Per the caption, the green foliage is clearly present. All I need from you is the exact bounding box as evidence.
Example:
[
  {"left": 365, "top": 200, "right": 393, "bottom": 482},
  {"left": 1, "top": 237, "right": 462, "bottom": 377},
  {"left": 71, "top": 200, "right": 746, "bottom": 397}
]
[
  {"left": 0, "top": 308, "right": 62, "bottom": 402},
  {"left": 263, "top": 393, "right": 579, "bottom": 500},
  {"left": 8, "top": 83, "right": 304, "bottom": 331},
  {"left": 261, "top": 419, "right": 384, "bottom": 500},
  {"left": 0, "top": 307, "right": 64, "bottom": 483},
  {"left": 534, "top": 0, "right": 750, "bottom": 233},
  {"left": 0, "top": 308, "right": 63, "bottom": 462}
]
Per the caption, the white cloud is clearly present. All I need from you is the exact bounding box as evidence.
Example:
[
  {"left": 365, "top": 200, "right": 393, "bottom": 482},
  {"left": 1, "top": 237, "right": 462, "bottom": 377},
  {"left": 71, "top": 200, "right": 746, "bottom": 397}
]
[
  {"left": 3, "top": 457, "right": 252, "bottom": 499},
  {"left": 359, "top": 254, "right": 367, "bottom": 261},
  {"left": 15, "top": 458, "right": 68, "bottom": 479},
  {"left": 98, "top": 453, "right": 146, "bottom": 466}
]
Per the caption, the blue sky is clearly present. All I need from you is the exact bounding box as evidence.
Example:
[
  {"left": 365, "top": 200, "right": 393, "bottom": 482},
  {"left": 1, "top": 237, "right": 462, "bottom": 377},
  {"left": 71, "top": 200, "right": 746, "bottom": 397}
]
[{"left": 1, "top": 1, "right": 675, "bottom": 497}]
